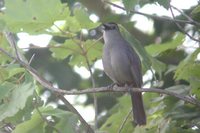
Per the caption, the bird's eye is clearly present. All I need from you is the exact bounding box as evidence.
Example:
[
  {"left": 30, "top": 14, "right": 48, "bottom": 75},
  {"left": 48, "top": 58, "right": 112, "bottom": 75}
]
[{"left": 111, "top": 25, "right": 116, "bottom": 29}]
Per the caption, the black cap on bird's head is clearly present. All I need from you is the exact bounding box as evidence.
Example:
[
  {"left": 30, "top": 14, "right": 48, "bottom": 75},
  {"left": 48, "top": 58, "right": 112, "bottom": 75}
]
[{"left": 101, "top": 22, "right": 119, "bottom": 31}]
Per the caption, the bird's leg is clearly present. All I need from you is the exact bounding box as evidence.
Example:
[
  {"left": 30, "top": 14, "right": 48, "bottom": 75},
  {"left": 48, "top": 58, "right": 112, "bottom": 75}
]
[
  {"left": 107, "top": 82, "right": 118, "bottom": 90},
  {"left": 107, "top": 82, "right": 125, "bottom": 90},
  {"left": 125, "top": 84, "right": 134, "bottom": 94}
]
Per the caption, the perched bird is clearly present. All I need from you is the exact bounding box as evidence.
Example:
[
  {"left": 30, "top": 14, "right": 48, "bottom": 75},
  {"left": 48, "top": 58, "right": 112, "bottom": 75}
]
[{"left": 101, "top": 22, "right": 146, "bottom": 125}]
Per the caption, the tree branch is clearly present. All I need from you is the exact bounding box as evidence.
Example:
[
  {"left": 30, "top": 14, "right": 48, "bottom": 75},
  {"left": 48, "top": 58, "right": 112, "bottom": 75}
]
[
  {"left": 169, "top": 4, "right": 200, "bottom": 43},
  {"left": 1, "top": 46, "right": 200, "bottom": 108},
  {"left": 170, "top": 5, "right": 200, "bottom": 27},
  {"left": 1, "top": 32, "right": 94, "bottom": 133},
  {"left": 80, "top": 39, "right": 98, "bottom": 129},
  {"left": 103, "top": 0, "right": 199, "bottom": 26},
  {"left": 64, "top": 86, "right": 200, "bottom": 107}
]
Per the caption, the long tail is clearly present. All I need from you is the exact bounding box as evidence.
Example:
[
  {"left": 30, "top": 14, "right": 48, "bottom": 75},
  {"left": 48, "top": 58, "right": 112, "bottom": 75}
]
[{"left": 131, "top": 92, "right": 146, "bottom": 125}]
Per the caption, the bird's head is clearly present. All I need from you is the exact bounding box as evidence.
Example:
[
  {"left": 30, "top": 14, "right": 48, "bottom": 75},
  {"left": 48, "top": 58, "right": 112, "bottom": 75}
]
[{"left": 100, "top": 22, "right": 119, "bottom": 31}]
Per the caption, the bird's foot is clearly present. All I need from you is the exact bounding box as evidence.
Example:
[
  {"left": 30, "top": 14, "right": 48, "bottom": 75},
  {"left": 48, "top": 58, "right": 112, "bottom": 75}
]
[
  {"left": 127, "top": 87, "right": 131, "bottom": 93},
  {"left": 107, "top": 83, "right": 117, "bottom": 90},
  {"left": 124, "top": 84, "right": 132, "bottom": 93}
]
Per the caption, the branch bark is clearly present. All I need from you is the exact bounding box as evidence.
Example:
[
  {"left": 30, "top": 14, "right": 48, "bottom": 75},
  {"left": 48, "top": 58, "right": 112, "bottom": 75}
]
[
  {"left": 1, "top": 46, "right": 200, "bottom": 108},
  {"left": 1, "top": 32, "right": 94, "bottom": 133},
  {"left": 169, "top": 4, "right": 200, "bottom": 43}
]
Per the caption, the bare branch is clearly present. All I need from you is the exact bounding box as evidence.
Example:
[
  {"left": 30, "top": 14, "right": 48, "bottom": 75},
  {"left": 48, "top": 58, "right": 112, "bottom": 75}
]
[
  {"left": 17, "top": 53, "right": 35, "bottom": 83},
  {"left": 0, "top": 34, "right": 94, "bottom": 133},
  {"left": 57, "top": 94, "right": 94, "bottom": 133},
  {"left": 118, "top": 109, "right": 132, "bottom": 133},
  {"left": 171, "top": 5, "right": 200, "bottom": 27},
  {"left": 3, "top": 31, "right": 21, "bottom": 60},
  {"left": 169, "top": 4, "right": 200, "bottom": 43},
  {"left": 79, "top": 37, "right": 98, "bottom": 129},
  {"left": 103, "top": 0, "right": 196, "bottom": 25}
]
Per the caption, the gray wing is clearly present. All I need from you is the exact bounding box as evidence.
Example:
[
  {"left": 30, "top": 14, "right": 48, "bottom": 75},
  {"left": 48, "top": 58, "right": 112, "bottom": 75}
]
[
  {"left": 126, "top": 44, "right": 143, "bottom": 87},
  {"left": 102, "top": 44, "right": 117, "bottom": 83}
]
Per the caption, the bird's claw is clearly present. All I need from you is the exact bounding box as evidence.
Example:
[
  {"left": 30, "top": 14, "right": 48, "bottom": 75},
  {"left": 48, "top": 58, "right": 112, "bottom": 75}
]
[{"left": 107, "top": 83, "right": 117, "bottom": 90}]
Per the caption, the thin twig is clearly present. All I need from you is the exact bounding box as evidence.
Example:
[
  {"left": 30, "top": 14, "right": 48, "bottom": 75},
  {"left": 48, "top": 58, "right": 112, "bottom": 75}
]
[
  {"left": 0, "top": 34, "right": 94, "bottom": 133},
  {"left": 57, "top": 94, "right": 94, "bottom": 133},
  {"left": 85, "top": 51, "right": 98, "bottom": 130},
  {"left": 171, "top": 5, "right": 200, "bottom": 27},
  {"left": 34, "top": 92, "right": 61, "bottom": 133},
  {"left": 78, "top": 33, "right": 98, "bottom": 130},
  {"left": 103, "top": 0, "right": 195, "bottom": 25},
  {"left": 53, "top": 23, "right": 76, "bottom": 37},
  {"left": 86, "top": 36, "right": 103, "bottom": 52},
  {"left": 22, "top": 44, "right": 81, "bottom": 54},
  {"left": 3, "top": 31, "right": 21, "bottom": 60},
  {"left": 169, "top": 4, "right": 200, "bottom": 43},
  {"left": 28, "top": 53, "right": 36, "bottom": 65},
  {"left": 118, "top": 109, "right": 132, "bottom": 133},
  {"left": 17, "top": 54, "right": 36, "bottom": 83},
  {"left": 35, "top": 107, "right": 61, "bottom": 133}
]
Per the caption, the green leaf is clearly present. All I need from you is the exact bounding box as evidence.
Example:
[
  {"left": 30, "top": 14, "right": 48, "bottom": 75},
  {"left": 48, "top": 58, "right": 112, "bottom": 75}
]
[
  {"left": 0, "top": 34, "right": 12, "bottom": 64},
  {"left": 139, "top": 0, "right": 169, "bottom": 9},
  {"left": 0, "top": 67, "right": 9, "bottom": 83},
  {"left": 42, "top": 106, "right": 79, "bottom": 132},
  {"left": 69, "top": 54, "right": 86, "bottom": 66},
  {"left": 50, "top": 39, "right": 78, "bottom": 60},
  {"left": 174, "top": 49, "right": 200, "bottom": 93},
  {"left": 50, "top": 39, "right": 85, "bottom": 66},
  {"left": 145, "top": 34, "right": 184, "bottom": 57},
  {"left": 156, "top": 0, "right": 169, "bottom": 9},
  {"left": 2, "top": 0, "right": 70, "bottom": 33},
  {"left": 50, "top": 39, "right": 103, "bottom": 67},
  {"left": 191, "top": 5, "right": 200, "bottom": 22},
  {"left": 13, "top": 106, "right": 78, "bottom": 133},
  {"left": 5, "top": 95, "right": 35, "bottom": 125},
  {"left": 100, "top": 96, "right": 134, "bottom": 133},
  {"left": 65, "top": 16, "right": 82, "bottom": 32},
  {"left": 191, "top": 83, "right": 200, "bottom": 98},
  {"left": 150, "top": 57, "right": 166, "bottom": 78},
  {"left": 84, "top": 40, "right": 103, "bottom": 63},
  {"left": 0, "top": 19, "right": 6, "bottom": 31},
  {"left": 122, "top": 0, "right": 137, "bottom": 13},
  {"left": 69, "top": 40, "right": 103, "bottom": 67},
  {"left": 74, "top": 8, "right": 99, "bottom": 29},
  {"left": 5, "top": 64, "right": 25, "bottom": 79},
  {"left": 0, "top": 82, "right": 15, "bottom": 101},
  {"left": 12, "top": 109, "right": 45, "bottom": 133},
  {"left": 0, "top": 73, "right": 35, "bottom": 121},
  {"left": 119, "top": 25, "right": 152, "bottom": 71}
]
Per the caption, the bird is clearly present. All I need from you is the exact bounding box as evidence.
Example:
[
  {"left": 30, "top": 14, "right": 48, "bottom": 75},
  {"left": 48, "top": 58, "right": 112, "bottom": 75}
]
[{"left": 101, "top": 22, "right": 146, "bottom": 125}]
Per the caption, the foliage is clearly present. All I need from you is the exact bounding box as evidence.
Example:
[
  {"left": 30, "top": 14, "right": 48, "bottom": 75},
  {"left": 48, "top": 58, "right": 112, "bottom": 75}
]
[
  {"left": 12, "top": 106, "right": 78, "bottom": 133},
  {"left": 0, "top": 0, "right": 200, "bottom": 133}
]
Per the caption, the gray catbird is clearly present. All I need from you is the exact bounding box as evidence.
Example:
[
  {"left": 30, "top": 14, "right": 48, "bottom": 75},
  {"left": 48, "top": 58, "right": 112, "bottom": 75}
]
[{"left": 101, "top": 22, "right": 146, "bottom": 125}]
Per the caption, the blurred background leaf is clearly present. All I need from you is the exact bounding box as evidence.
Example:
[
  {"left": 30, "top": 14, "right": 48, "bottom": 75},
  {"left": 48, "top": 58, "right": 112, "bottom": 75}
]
[{"left": 0, "top": 0, "right": 200, "bottom": 132}]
